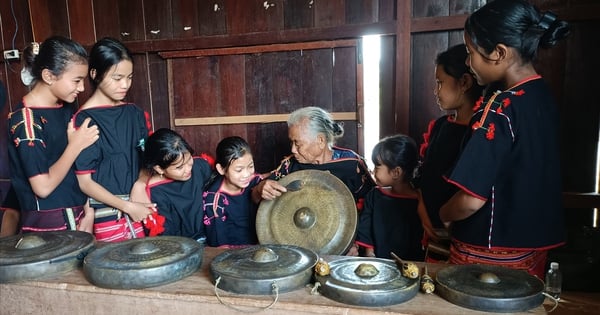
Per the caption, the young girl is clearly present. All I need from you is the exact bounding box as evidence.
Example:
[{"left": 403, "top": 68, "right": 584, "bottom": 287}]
[
  {"left": 416, "top": 44, "right": 485, "bottom": 261},
  {"left": 140, "top": 128, "right": 213, "bottom": 239},
  {"left": 7, "top": 36, "right": 99, "bottom": 233},
  {"left": 350, "top": 134, "right": 424, "bottom": 261},
  {"left": 440, "top": 0, "right": 570, "bottom": 278},
  {"left": 73, "top": 37, "right": 155, "bottom": 242},
  {"left": 203, "top": 136, "right": 262, "bottom": 247}
]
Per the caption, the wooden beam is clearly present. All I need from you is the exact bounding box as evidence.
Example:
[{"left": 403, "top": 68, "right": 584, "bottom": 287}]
[
  {"left": 411, "top": 14, "right": 468, "bottom": 33},
  {"left": 563, "top": 192, "right": 600, "bottom": 209},
  {"left": 174, "top": 112, "right": 357, "bottom": 127},
  {"left": 160, "top": 40, "right": 357, "bottom": 58},
  {"left": 123, "top": 22, "right": 396, "bottom": 54}
]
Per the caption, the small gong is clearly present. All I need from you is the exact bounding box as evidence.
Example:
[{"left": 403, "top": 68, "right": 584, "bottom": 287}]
[
  {"left": 435, "top": 264, "right": 545, "bottom": 312},
  {"left": 83, "top": 236, "right": 203, "bottom": 289},
  {"left": 0, "top": 231, "right": 95, "bottom": 283},
  {"left": 314, "top": 257, "right": 419, "bottom": 306}
]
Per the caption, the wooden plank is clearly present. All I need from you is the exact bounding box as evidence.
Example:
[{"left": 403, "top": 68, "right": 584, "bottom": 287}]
[
  {"left": 143, "top": 0, "right": 173, "bottom": 40},
  {"left": 198, "top": 0, "right": 227, "bottom": 36},
  {"left": 123, "top": 21, "right": 395, "bottom": 53},
  {"left": 563, "top": 192, "right": 600, "bottom": 209},
  {"left": 28, "top": 0, "right": 69, "bottom": 41},
  {"left": 314, "top": 0, "right": 344, "bottom": 28},
  {"left": 67, "top": 0, "right": 95, "bottom": 45},
  {"left": 174, "top": 112, "right": 357, "bottom": 126},
  {"left": 92, "top": 0, "right": 120, "bottom": 40},
  {"left": 345, "top": 0, "right": 378, "bottom": 24},
  {"left": 411, "top": 15, "right": 468, "bottom": 33},
  {"left": 159, "top": 39, "right": 357, "bottom": 58},
  {"left": 283, "top": 0, "right": 313, "bottom": 30},
  {"left": 394, "top": 0, "right": 411, "bottom": 135}
]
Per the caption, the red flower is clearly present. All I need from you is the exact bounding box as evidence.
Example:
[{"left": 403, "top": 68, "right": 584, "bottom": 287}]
[
  {"left": 473, "top": 96, "right": 484, "bottom": 111},
  {"left": 485, "top": 123, "right": 496, "bottom": 140},
  {"left": 496, "top": 106, "right": 503, "bottom": 114},
  {"left": 502, "top": 98, "right": 511, "bottom": 107},
  {"left": 145, "top": 212, "right": 166, "bottom": 236},
  {"left": 356, "top": 198, "right": 365, "bottom": 211},
  {"left": 513, "top": 89, "right": 525, "bottom": 96}
]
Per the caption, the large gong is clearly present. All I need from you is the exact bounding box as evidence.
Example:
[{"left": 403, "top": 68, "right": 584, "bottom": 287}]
[
  {"left": 314, "top": 257, "right": 419, "bottom": 306},
  {"left": 210, "top": 244, "right": 318, "bottom": 295},
  {"left": 83, "top": 236, "right": 203, "bottom": 289},
  {"left": 0, "top": 231, "right": 95, "bottom": 283},
  {"left": 256, "top": 169, "right": 357, "bottom": 255},
  {"left": 435, "top": 264, "right": 545, "bottom": 312}
]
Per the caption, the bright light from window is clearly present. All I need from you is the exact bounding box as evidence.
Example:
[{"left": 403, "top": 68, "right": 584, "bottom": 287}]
[{"left": 362, "top": 35, "right": 381, "bottom": 171}]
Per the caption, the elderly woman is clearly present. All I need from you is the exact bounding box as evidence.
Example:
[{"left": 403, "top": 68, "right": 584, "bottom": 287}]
[{"left": 253, "top": 106, "right": 375, "bottom": 207}]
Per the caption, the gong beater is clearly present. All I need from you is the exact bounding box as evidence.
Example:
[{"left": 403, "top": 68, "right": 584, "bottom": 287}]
[
  {"left": 83, "top": 236, "right": 203, "bottom": 289},
  {"left": 435, "top": 264, "right": 545, "bottom": 312},
  {"left": 210, "top": 244, "right": 318, "bottom": 295},
  {"left": 0, "top": 231, "right": 95, "bottom": 283},
  {"left": 314, "top": 257, "right": 419, "bottom": 307},
  {"left": 256, "top": 169, "right": 357, "bottom": 255}
]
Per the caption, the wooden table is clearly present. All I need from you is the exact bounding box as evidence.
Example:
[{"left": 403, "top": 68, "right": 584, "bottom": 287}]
[{"left": 0, "top": 246, "right": 592, "bottom": 315}]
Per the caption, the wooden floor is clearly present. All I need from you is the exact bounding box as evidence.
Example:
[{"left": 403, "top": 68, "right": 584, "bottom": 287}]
[{"left": 0, "top": 246, "right": 598, "bottom": 314}]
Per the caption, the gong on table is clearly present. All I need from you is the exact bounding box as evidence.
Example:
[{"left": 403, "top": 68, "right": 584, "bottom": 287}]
[
  {"left": 83, "top": 236, "right": 203, "bottom": 289},
  {"left": 435, "top": 264, "right": 545, "bottom": 312},
  {"left": 0, "top": 230, "right": 95, "bottom": 283},
  {"left": 210, "top": 244, "right": 318, "bottom": 295},
  {"left": 256, "top": 169, "right": 357, "bottom": 255},
  {"left": 314, "top": 257, "right": 419, "bottom": 307}
]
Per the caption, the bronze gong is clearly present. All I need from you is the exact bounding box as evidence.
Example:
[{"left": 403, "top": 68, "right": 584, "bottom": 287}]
[
  {"left": 210, "top": 244, "right": 318, "bottom": 295},
  {"left": 83, "top": 236, "right": 203, "bottom": 289},
  {"left": 256, "top": 169, "right": 357, "bottom": 255},
  {"left": 314, "top": 257, "right": 419, "bottom": 307},
  {"left": 0, "top": 231, "right": 95, "bottom": 283},
  {"left": 435, "top": 264, "right": 545, "bottom": 312}
]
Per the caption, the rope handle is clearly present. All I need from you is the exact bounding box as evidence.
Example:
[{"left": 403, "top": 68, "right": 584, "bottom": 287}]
[
  {"left": 213, "top": 276, "right": 279, "bottom": 313},
  {"left": 542, "top": 292, "right": 560, "bottom": 312}
]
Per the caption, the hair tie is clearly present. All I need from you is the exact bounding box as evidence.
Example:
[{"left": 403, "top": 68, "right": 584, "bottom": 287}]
[{"left": 538, "top": 12, "right": 557, "bottom": 30}]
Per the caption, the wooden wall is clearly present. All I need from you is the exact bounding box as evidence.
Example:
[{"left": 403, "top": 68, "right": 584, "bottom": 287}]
[{"left": 1, "top": 0, "right": 599, "bottom": 212}]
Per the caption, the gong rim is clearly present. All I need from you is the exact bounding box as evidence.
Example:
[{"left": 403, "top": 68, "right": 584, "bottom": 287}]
[
  {"left": 315, "top": 257, "right": 419, "bottom": 307},
  {"left": 435, "top": 264, "right": 545, "bottom": 312},
  {"left": 83, "top": 236, "right": 203, "bottom": 289},
  {"left": 256, "top": 169, "right": 357, "bottom": 255},
  {"left": 210, "top": 244, "right": 318, "bottom": 295},
  {"left": 0, "top": 231, "right": 95, "bottom": 283}
]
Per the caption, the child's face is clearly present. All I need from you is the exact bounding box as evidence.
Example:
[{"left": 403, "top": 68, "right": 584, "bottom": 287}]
[
  {"left": 373, "top": 164, "right": 395, "bottom": 187},
  {"left": 162, "top": 151, "right": 194, "bottom": 181},
  {"left": 49, "top": 62, "right": 88, "bottom": 103},
  {"left": 434, "top": 65, "right": 463, "bottom": 111},
  {"left": 219, "top": 152, "right": 255, "bottom": 192},
  {"left": 97, "top": 59, "right": 133, "bottom": 103}
]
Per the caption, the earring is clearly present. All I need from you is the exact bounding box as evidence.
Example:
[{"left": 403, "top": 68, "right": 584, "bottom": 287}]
[{"left": 159, "top": 173, "right": 163, "bottom": 178}]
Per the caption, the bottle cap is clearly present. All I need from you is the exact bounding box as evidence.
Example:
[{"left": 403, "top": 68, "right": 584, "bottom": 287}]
[{"left": 550, "top": 262, "right": 559, "bottom": 269}]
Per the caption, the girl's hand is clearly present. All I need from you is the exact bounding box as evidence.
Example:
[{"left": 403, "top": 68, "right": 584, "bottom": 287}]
[
  {"left": 77, "top": 205, "right": 95, "bottom": 233},
  {"left": 67, "top": 118, "right": 99, "bottom": 152},
  {"left": 124, "top": 201, "right": 157, "bottom": 222}
]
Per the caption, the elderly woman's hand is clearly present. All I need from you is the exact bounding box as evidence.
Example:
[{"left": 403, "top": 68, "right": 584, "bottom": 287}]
[{"left": 256, "top": 179, "right": 287, "bottom": 201}]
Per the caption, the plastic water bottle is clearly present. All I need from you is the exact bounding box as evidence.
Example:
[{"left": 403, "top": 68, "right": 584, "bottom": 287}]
[{"left": 545, "top": 262, "right": 562, "bottom": 300}]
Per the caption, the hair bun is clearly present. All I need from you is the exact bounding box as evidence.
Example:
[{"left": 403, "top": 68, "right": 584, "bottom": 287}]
[{"left": 538, "top": 12, "right": 557, "bottom": 30}]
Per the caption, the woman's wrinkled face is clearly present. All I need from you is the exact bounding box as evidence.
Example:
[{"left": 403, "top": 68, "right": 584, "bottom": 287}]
[
  {"left": 161, "top": 151, "right": 194, "bottom": 181},
  {"left": 219, "top": 152, "right": 255, "bottom": 192},
  {"left": 288, "top": 120, "right": 325, "bottom": 164}
]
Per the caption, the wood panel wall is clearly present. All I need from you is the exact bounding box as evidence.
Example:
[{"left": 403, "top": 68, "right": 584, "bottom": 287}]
[{"left": 1, "top": 0, "right": 599, "bottom": 210}]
